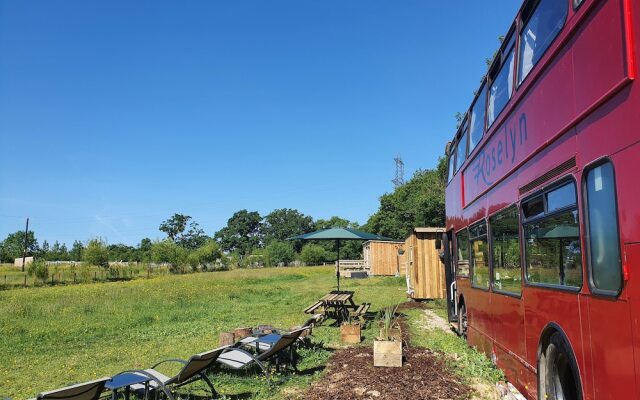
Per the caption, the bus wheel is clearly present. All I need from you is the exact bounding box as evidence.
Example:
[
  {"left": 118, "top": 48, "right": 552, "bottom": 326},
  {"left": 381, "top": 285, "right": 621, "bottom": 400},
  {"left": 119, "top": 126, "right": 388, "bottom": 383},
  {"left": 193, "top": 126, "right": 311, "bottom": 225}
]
[
  {"left": 541, "top": 332, "right": 580, "bottom": 400},
  {"left": 457, "top": 303, "right": 468, "bottom": 339}
]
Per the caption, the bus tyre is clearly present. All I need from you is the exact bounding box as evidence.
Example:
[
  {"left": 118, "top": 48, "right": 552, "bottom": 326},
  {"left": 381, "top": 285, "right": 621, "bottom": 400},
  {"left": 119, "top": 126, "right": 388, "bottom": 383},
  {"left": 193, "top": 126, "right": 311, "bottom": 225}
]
[
  {"left": 458, "top": 304, "right": 468, "bottom": 339},
  {"left": 541, "top": 332, "right": 581, "bottom": 400}
]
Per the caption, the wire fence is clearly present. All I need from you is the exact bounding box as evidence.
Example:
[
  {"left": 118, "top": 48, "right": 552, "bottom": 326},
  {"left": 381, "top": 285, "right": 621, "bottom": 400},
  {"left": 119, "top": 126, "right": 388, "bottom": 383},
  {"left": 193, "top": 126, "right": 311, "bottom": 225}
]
[{"left": 0, "top": 263, "right": 172, "bottom": 290}]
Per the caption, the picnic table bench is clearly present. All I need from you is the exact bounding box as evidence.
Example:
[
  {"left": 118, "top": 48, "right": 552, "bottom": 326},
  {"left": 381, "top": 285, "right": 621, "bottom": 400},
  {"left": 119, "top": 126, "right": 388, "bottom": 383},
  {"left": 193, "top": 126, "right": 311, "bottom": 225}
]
[{"left": 303, "top": 290, "right": 370, "bottom": 324}]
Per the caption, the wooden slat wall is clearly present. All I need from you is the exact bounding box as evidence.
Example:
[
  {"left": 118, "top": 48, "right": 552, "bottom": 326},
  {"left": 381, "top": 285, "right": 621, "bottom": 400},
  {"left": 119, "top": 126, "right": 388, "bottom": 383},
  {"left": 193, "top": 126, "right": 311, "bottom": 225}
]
[
  {"left": 405, "top": 230, "right": 445, "bottom": 299},
  {"left": 368, "top": 241, "right": 404, "bottom": 276}
]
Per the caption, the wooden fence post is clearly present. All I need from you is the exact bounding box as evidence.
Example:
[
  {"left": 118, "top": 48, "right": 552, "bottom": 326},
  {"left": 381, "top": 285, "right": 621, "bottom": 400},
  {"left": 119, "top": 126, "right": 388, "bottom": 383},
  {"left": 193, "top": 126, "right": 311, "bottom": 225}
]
[{"left": 24, "top": 275, "right": 27, "bottom": 287}]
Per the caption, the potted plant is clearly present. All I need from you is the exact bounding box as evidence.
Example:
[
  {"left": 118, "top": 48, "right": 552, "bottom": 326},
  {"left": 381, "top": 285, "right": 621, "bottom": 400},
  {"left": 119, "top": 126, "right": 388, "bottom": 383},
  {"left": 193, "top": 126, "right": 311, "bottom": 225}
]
[
  {"left": 341, "top": 315, "right": 362, "bottom": 344},
  {"left": 373, "top": 304, "right": 402, "bottom": 367}
]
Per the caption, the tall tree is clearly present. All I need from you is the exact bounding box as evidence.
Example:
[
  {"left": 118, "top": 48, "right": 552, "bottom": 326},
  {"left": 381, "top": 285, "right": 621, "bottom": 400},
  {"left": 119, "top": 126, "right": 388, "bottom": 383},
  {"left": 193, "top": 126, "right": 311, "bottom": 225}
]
[
  {"left": 0, "top": 230, "right": 39, "bottom": 263},
  {"left": 137, "top": 238, "right": 153, "bottom": 262},
  {"left": 159, "top": 214, "right": 191, "bottom": 241},
  {"left": 214, "top": 210, "right": 263, "bottom": 256},
  {"left": 263, "top": 208, "right": 314, "bottom": 251},
  {"left": 366, "top": 157, "right": 447, "bottom": 240},
  {"left": 159, "top": 213, "right": 208, "bottom": 249},
  {"left": 69, "top": 240, "right": 84, "bottom": 261},
  {"left": 41, "top": 240, "right": 51, "bottom": 260}
]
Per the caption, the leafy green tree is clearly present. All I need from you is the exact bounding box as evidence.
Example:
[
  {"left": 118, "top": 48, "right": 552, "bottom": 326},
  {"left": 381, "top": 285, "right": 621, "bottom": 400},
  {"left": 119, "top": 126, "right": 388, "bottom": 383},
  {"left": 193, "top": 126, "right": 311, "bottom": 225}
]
[
  {"left": 151, "top": 240, "right": 188, "bottom": 273},
  {"left": 299, "top": 244, "right": 327, "bottom": 265},
  {"left": 159, "top": 214, "right": 191, "bottom": 241},
  {"left": 0, "top": 230, "right": 39, "bottom": 263},
  {"left": 159, "top": 213, "right": 209, "bottom": 249},
  {"left": 40, "top": 240, "right": 51, "bottom": 261},
  {"left": 214, "top": 210, "right": 263, "bottom": 256},
  {"left": 69, "top": 240, "right": 84, "bottom": 261},
  {"left": 108, "top": 244, "right": 136, "bottom": 262},
  {"left": 83, "top": 239, "right": 109, "bottom": 268},
  {"left": 137, "top": 238, "right": 153, "bottom": 262},
  {"left": 263, "top": 209, "right": 314, "bottom": 247},
  {"left": 265, "top": 241, "right": 296, "bottom": 266},
  {"left": 365, "top": 158, "right": 447, "bottom": 240}
]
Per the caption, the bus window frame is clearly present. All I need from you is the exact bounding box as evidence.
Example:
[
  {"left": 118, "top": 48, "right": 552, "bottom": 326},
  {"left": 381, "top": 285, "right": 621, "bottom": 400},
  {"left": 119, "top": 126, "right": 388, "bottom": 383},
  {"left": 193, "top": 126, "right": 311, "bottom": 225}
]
[
  {"left": 487, "top": 25, "right": 517, "bottom": 130},
  {"left": 516, "top": 0, "right": 569, "bottom": 88},
  {"left": 521, "top": 176, "right": 583, "bottom": 293},
  {"left": 455, "top": 227, "right": 470, "bottom": 279},
  {"left": 582, "top": 157, "right": 624, "bottom": 297},
  {"left": 469, "top": 220, "right": 491, "bottom": 292},
  {"left": 447, "top": 142, "right": 457, "bottom": 184},
  {"left": 455, "top": 118, "right": 470, "bottom": 173},
  {"left": 468, "top": 81, "right": 488, "bottom": 157},
  {"left": 488, "top": 204, "right": 523, "bottom": 299}
]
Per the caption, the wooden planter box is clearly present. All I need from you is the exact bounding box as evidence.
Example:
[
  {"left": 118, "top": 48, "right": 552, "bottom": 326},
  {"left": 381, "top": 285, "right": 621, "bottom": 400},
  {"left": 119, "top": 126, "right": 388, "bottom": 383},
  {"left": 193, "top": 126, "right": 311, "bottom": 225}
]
[
  {"left": 341, "top": 323, "right": 362, "bottom": 344},
  {"left": 373, "top": 340, "right": 402, "bottom": 367}
]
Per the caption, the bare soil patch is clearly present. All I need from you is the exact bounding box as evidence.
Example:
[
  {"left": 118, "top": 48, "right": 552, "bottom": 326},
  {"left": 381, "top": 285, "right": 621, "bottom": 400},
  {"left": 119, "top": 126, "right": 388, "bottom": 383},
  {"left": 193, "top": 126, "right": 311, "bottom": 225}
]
[{"left": 303, "top": 346, "right": 471, "bottom": 400}]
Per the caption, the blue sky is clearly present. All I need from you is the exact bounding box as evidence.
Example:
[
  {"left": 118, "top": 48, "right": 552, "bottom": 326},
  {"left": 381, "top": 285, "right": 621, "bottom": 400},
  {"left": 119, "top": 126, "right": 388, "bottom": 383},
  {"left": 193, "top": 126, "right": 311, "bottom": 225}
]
[{"left": 0, "top": 1, "right": 520, "bottom": 246}]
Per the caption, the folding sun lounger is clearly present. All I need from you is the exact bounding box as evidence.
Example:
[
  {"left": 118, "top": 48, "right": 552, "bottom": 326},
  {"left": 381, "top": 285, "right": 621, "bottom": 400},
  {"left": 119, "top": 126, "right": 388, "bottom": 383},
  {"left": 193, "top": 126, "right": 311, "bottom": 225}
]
[
  {"left": 35, "top": 377, "right": 111, "bottom": 400},
  {"left": 217, "top": 326, "right": 308, "bottom": 375},
  {"left": 114, "top": 345, "right": 228, "bottom": 400}
]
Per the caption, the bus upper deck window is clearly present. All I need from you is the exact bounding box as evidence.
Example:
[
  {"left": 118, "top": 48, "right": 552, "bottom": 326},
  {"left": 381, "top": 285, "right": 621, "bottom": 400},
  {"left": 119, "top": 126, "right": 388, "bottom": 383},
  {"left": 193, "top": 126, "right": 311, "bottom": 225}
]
[
  {"left": 456, "top": 130, "right": 468, "bottom": 171},
  {"left": 518, "top": 0, "right": 568, "bottom": 84},
  {"left": 487, "top": 34, "right": 516, "bottom": 127},
  {"left": 469, "top": 85, "right": 487, "bottom": 152}
]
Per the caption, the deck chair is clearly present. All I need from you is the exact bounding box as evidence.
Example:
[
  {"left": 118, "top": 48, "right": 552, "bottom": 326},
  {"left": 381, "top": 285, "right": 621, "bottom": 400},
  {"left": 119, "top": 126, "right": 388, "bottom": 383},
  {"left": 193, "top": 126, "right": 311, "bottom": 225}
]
[
  {"left": 118, "top": 345, "right": 228, "bottom": 400},
  {"left": 35, "top": 377, "right": 110, "bottom": 400},
  {"left": 240, "top": 316, "right": 318, "bottom": 351},
  {"left": 217, "top": 326, "right": 308, "bottom": 375}
]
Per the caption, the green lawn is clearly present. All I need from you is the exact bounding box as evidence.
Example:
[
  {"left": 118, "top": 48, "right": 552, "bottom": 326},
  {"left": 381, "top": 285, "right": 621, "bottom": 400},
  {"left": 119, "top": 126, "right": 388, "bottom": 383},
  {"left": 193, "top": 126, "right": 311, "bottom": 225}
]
[{"left": 0, "top": 266, "right": 408, "bottom": 399}]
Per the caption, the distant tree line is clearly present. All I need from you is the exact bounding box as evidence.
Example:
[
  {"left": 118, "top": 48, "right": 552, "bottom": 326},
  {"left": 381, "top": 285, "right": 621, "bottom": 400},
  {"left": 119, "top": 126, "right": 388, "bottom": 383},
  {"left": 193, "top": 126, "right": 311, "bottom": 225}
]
[{"left": 0, "top": 157, "right": 446, "bottom": 272}]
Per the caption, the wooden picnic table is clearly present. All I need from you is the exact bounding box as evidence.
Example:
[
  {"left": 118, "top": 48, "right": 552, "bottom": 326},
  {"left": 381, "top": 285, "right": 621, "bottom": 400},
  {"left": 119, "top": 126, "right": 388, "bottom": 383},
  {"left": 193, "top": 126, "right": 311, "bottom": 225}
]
[{"left": 304, "top": 290, "right": 370, "bottom": 324}]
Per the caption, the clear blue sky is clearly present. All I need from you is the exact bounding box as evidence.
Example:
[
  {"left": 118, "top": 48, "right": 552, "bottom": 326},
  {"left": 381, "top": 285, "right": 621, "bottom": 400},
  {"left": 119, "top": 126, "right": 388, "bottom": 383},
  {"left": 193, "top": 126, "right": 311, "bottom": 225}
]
[{"left": 0, "top": 1, "right": 520, "bottom": 246}]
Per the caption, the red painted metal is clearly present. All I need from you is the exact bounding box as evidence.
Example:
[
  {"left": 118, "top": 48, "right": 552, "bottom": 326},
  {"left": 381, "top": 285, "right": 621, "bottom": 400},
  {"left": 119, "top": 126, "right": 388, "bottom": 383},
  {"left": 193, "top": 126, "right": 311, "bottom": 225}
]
[{"left": 446, "top": 0, "right": 639, "bottom": 399}]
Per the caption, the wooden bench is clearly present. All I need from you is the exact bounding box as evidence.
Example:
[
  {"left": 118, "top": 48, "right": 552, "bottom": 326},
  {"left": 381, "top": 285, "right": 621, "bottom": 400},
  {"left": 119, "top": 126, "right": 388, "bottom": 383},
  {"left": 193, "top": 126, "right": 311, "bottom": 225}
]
[
  {"left": 349, "top": 303, "right": 371, "bottom": 324},
  {"left": 303, "top": 301, "right": 324, "bottom": 314}
]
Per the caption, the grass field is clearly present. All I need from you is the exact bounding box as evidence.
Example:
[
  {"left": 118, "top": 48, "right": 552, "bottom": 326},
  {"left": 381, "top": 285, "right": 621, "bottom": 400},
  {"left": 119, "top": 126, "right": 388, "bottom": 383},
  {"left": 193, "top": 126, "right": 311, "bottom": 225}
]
[{"left": 0, "top": 266, "right": 410, "bottom": 399}]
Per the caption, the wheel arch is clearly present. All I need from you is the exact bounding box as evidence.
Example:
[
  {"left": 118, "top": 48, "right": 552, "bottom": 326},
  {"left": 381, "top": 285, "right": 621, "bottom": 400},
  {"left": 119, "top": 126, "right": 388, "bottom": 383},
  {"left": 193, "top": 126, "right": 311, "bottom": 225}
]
[{"left": 537, "top": 322, "right": 583, "bottom": 400}]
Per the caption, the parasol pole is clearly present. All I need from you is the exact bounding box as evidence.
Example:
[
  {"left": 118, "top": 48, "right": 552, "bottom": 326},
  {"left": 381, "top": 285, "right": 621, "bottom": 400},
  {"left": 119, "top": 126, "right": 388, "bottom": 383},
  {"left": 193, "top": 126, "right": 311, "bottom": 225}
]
[{"left": 336, "top": 239, "right": 341, "bottom": 291}]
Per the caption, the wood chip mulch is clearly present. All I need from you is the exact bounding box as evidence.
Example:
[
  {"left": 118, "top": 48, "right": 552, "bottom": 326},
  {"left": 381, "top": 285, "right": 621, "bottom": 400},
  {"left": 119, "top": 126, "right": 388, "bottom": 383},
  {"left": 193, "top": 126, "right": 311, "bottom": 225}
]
[{"left": 303, "top": 346, "right": 471, "bottom": 400}]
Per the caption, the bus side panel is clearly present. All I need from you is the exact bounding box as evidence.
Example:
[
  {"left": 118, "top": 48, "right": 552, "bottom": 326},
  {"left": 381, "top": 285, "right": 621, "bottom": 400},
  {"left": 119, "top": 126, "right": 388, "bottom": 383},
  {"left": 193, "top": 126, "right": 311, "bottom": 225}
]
[
  {"left": 523, "top": 286, "right": 584, "bottom": 384},
  {"left": 572, "top": 0, "right": 629, "bottom": 112},
  {"left": 492, "top": 294, "right": 527, "bottom": 389},
  {"left": 466, "top": 288, "right": 494, "bottom": 356}
]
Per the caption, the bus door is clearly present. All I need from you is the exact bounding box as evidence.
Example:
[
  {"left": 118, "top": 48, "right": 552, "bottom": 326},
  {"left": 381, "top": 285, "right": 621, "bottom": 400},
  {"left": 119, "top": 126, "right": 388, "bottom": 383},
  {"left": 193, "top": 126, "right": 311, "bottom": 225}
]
[{"left": 440, "top": 230, "right": 456, "bottom": 322}]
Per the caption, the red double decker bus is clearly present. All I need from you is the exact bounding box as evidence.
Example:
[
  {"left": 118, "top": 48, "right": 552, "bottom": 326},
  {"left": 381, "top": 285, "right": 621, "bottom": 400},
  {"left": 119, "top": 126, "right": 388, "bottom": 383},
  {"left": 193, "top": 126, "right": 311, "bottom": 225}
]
[{"left": 442, "top": 0, "right": 638, "bottom": 399}]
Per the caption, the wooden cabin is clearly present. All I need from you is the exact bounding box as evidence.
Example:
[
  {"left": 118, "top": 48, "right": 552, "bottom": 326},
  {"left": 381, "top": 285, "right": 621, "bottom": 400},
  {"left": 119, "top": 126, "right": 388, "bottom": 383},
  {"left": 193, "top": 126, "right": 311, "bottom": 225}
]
[
  {"left": 362, "top": 240, "right": 405, "bottom": 276},
  {"left": 404, "top": 227, "right": 445, "bottom": 299}
]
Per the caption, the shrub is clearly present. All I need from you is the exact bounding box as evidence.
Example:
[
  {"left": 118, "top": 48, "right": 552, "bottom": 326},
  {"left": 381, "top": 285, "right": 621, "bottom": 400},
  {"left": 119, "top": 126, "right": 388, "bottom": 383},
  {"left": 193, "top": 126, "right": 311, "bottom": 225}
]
[
  {"left": 265, "top": 241, "right": 295, "bottom": 266},
  {"left": 299, "top": 244, "right": 326, "bottom": 265},
  {"left": 83, "top": 239, "right": 109, "bottom": 268},
  {"left": 150, "top": 240, "right": 188, "bottom": 273},
  {"left": 27, "top": 259, "right": 49, "bottom": 283}
]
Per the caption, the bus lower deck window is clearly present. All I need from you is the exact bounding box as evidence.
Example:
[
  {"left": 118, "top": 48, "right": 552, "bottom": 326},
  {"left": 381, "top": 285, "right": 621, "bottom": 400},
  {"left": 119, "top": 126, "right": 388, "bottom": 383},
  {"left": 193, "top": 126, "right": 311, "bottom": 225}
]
[
  {"left": 523, "top": 181, "right": 582, "bottom": 289},
  {"left": 491, "top": 206, "right": 522, "bottom": 295}
]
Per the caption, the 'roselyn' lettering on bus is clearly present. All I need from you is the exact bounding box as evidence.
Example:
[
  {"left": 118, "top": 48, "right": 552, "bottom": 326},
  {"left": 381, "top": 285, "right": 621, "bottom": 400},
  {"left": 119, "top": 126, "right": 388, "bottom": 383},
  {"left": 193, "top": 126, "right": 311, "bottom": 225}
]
[{"left": 471, "top": 113, "right": 528, "bottom": 187}]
